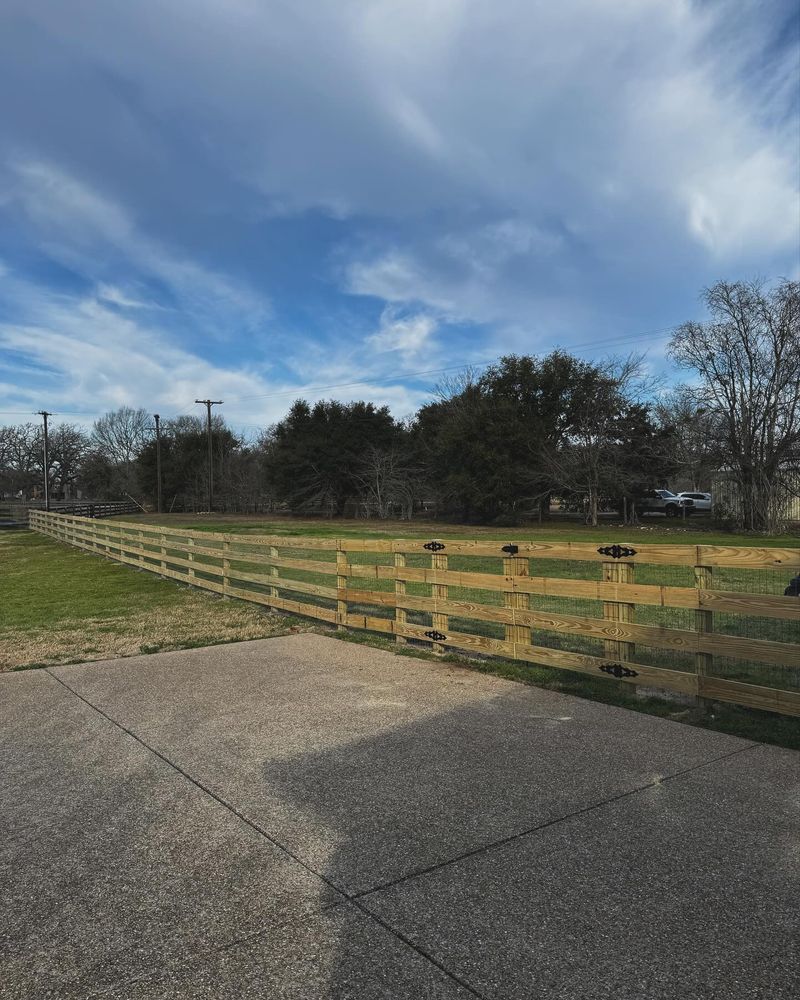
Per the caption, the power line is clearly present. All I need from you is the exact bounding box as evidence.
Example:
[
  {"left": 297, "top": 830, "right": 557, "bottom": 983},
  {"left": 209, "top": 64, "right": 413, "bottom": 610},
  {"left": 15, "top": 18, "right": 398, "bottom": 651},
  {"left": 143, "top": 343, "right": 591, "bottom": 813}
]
[{"left": 0, "top": 325, "right": 678, "bottom": 424}]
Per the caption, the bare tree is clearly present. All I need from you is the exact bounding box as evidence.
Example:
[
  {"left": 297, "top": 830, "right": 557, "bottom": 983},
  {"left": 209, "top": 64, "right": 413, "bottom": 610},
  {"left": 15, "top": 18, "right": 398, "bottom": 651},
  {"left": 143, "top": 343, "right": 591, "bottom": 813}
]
[
  {"left": 356, "top": 445, "right": 418, "bottom": 519},
  {"left": 92, "top": 406, "right": 151, "bottom": 495},
  {"left": 0, "top": 423, "right": 41, "bottom": 498},
  {"left": 654, "top": 386, "right": 723, "bottom": 491},
  {"left": 48, "top": 424, "right": 91, "bottom": 497},
  {"left": 432, "top": 365, "right": 482, "bottom": 402},
  {"left": 92, "top": 407, "right": 150, "bottom": 465},
  {"left": 669, "top": 279, "right": 800, "bottom": 531}
]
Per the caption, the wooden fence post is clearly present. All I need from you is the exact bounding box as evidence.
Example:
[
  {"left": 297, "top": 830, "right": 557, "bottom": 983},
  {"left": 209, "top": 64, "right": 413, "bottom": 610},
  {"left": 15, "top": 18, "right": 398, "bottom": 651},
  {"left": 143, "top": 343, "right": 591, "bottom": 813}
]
[
  {"left": 160, "top": 529, "right": 168, "bottom": 578},
  {"left": 395, "top": 552, "right": 407, "bottom": 645},
  {"left": 431, "top": 547, "right": 448, "bottom": 653},
  {"left": 222, "top": 536, "right": 231, "bottom": 596},
  {"left": 695, "top": 564, "right": 713, "bottom": 707},
  {"left": 337, "top": 542, "right": 348, "bottom": 630},
  {"left": 601, "top": 560, "right": 635, "bottom": 664},
  {"left": 269, "top": 545, "right": 279, "bottom": 606},
  {"left": 503, "top": 548, "right": 530, "bottom": 654},
  {"left": 187, "top": 536, "right": 195, "bottom": 581}
]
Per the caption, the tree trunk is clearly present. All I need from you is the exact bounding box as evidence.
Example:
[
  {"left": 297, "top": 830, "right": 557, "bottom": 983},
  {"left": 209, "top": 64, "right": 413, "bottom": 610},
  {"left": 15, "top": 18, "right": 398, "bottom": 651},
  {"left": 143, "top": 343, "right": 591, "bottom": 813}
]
[{"left": 589, "top": 489, "right": 599, "bottom": 526}]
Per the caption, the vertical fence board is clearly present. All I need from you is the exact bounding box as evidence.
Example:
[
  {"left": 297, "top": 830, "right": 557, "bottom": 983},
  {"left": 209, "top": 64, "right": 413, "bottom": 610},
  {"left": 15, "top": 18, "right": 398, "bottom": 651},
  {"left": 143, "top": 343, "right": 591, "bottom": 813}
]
[
  {"left": 395, "top": 552, "right": 407, "bottom": 645},
  {"left": 602, "top": 561, "right": 636, "bottom": 663},
  {"left": 504, "top": 552, "right": 531, "bottom": 653},
  {"left": 269, "top": 545, "right": 279, "bottom": 603},
  {"left": 695, "top": 564, "right": 714, "bottom": 706},
  {"left": 337, "top": 543, "right": 348, "bottom": 629},
  {"left": 222, "top": 536, "right": 231, "bottom": 596},
  {"left": 431, "top": 549, "right": 448, "bottom": 652}
]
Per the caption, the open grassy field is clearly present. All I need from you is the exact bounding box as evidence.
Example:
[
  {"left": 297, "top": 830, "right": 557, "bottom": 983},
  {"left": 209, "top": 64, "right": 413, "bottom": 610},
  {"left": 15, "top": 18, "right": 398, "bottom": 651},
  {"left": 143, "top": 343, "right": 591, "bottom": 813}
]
[
  {"left": 114, "top": 511, "right": 800, "bottom": 546},
  {"left": 0, "top": 531, "right": 298, "bottom": 671}
]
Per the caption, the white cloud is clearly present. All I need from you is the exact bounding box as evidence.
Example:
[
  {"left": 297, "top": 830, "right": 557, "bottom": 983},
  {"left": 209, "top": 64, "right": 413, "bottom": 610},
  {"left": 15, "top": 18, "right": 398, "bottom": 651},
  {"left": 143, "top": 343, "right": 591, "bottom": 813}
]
[
  {"left": 95, "top": 283, "right": 161, "bottom": 310},
  {"left": 10, "top": 0, "right": 796, "bottom": 249},
  {"left": 0, "top": 0, "right": 797, "bottom": 396},
  {"left": 367, "top": 308, "right": 438, "bottom": 356},
  {"left": 5, "top": 160, "right": 270, "bottom": 336},
  {"left": 0, "top": 273, "right": 438, "bottom": 427},
  {"left": 347, "top": 252, "right": 452, "bottom": 310}
]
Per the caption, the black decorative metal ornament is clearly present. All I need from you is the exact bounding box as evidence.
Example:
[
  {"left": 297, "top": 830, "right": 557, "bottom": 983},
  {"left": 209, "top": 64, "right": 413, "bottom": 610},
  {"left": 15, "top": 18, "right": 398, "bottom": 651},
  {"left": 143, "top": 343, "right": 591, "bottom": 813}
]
[
  {"left": 501, "top": 544, "right": 519, "bottom": 555},
  {"left": 423, "top": 540, "right": 446, "bottom": 552},
  {"left": 597, "top": 544, "right": 637, "bottom": 559},
  {"left": 600, "top": 663, "right": 638, "bottom": 679},
  {"left": 424, "top": 630, "right": 447, "bottom": 642}
]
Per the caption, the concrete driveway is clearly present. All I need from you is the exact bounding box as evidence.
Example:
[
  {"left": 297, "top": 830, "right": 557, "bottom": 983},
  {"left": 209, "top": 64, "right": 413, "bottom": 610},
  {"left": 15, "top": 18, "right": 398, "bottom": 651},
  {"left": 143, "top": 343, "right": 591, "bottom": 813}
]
[{"left": 1, "top": 633, "right": 798, "bottom": 999}]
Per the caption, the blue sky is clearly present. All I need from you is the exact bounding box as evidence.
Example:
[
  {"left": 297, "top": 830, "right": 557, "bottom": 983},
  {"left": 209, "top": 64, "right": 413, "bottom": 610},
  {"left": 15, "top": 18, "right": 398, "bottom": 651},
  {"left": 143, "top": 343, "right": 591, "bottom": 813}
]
[{"left": 1, "top": 0, "right": 798, "bottom": 433}]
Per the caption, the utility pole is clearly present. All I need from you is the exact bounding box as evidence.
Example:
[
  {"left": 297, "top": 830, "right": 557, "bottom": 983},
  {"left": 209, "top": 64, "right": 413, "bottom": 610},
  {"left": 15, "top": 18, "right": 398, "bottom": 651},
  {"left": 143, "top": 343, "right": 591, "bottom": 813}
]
[
  {"left": 153, "top": 414, "right": 163, "bottom": 515},
  {"left": 195, "top": 399, "right": 223, "bottom": 512},
  {"left": 36, "top": 410, "right": 53, "bottom": 511}
]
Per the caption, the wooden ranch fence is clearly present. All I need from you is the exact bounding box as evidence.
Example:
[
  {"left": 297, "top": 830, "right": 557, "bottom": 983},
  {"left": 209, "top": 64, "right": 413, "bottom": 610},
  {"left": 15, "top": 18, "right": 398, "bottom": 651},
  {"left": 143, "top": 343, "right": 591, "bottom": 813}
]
[{"left": 29, "top": 510, "right": 800, "bottom": 717}]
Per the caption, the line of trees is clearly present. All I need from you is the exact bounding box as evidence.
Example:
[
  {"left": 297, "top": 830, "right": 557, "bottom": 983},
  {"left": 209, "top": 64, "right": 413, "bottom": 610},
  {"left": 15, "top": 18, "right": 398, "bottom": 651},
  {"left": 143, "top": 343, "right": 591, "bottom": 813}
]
[{"left": 2, "top": 280, "right": 797, "bottom": 530}]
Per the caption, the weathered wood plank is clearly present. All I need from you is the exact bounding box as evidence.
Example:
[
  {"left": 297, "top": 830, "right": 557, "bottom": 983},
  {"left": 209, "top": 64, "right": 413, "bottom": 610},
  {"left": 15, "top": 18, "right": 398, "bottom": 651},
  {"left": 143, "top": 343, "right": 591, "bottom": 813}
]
[
  {"left": 398, "top": 594, "right": 512, "bottom": 624},
  {"left": 602, "top": 560, "right": 635, "bottom": 663},
  {"left": 696, "top": 545, "right": 800, "bottom": 569},
  {"left": 698, "top": 590, "right": 800, "bottom": 621},
  {"left": 504, "top": 553, "right": 531, "bottom": 651},
  {"left": 343, "top": 588, "right": 396, "bottom": 607},
  {"left": 347, "top": 562, "right": 397, "bottom": 581},
  {"left": 394, "top": 622, "right": 699, "bottom": 697},
  {"left": 698, "top": 677, "right": 800, "bottom": 717},
  {"left": 392, "top": 566, "right": 513, "bottom": 590},
  {"left": 228, "top": 569, "right": 337, "bottom": 599},
  {"left": 397, "top": 621, "right": 513, "bottom": 656},
  {"left": 266, "top": 556, "right": 339, "bottom": 575},
  {"left": 513, "top": 643, "right": 699, "bottom": 696},
  {"left": 511, "top": 609, "right": 799, "bottom": 667},
  {"left": 269, "top": 545, "right": 279, "bottom": 602},
  {"left": 226, "top": 586, "right": 338, "bottom": 622},
  {"left": 387, "top": 565, "right": 704, "bottom": 609},
  {"left": 695, "top": 565, "right": 713, "bottom": 702},
  {"left": 336, "top": 542, "right": 348, "bottom": 629},
  {"left": 344, "top": 613, "right": 395, "bottom": 633},
  {"left": 339, "top": 538, "right": 395, "bottom": 553},
  {"left": 228, "top": 535, "right": 340, "bottom": 550},
  {"left": 395, "top": 552, "right": 407, "bottom": 646},
  {"left": 431, "top": 549, "right": 448, "bottom": 653}
]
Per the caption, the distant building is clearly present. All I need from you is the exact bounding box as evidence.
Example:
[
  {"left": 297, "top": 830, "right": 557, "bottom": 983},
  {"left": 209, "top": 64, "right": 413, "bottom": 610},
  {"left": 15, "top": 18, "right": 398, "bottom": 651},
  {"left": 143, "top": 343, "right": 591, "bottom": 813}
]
[{"left": 711, "top": 466, "right": 800, "bottom": 523}]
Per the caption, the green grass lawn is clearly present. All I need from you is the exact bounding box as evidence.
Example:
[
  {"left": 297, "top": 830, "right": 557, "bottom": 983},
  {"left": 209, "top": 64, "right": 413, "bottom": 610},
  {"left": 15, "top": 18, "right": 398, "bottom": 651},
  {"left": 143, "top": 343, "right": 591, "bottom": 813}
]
[
  {"left": 0, "top": 532, "right": 297, "bottom": 670},
  {"left": 114, "top": 511, "right": 800, "bottom": 547}
]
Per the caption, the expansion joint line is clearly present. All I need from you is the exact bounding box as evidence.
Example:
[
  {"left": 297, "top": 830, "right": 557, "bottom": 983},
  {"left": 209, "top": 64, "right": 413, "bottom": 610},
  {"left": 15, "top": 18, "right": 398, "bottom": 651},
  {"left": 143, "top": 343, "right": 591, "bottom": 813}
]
[
  {"left": 43, "top": 668, "right": 490, "bottom": 1000},
  {"left": 350, "top": 739, "right": 762, "bottom": 902}
]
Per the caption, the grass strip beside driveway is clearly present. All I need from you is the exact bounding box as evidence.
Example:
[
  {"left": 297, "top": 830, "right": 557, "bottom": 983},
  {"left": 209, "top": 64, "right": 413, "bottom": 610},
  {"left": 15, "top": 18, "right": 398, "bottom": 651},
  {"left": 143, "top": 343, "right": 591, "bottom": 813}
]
[{"left": 0, "top": 532, "right": 299, "bottom": 670}]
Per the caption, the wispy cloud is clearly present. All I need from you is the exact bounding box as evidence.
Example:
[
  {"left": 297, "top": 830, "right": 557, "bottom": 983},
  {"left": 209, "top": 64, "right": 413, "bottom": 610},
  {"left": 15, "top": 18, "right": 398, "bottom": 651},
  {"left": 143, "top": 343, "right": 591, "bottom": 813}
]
[
  {"left": 367, "top": 307, "right": 439, "bottom": 357},
  {"left": 5, "top": 160, "right": 271, "bottom": 337},
  {"left": 0, "top": 0, "right": 796, "bottom": 420}
]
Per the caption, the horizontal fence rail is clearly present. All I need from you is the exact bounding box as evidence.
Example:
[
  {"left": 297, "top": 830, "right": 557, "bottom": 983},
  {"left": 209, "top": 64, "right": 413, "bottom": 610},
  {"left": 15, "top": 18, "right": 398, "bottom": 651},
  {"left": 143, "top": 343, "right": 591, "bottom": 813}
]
[{"left": 29, "top": 510, "right": 800, "bottom": 717}]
